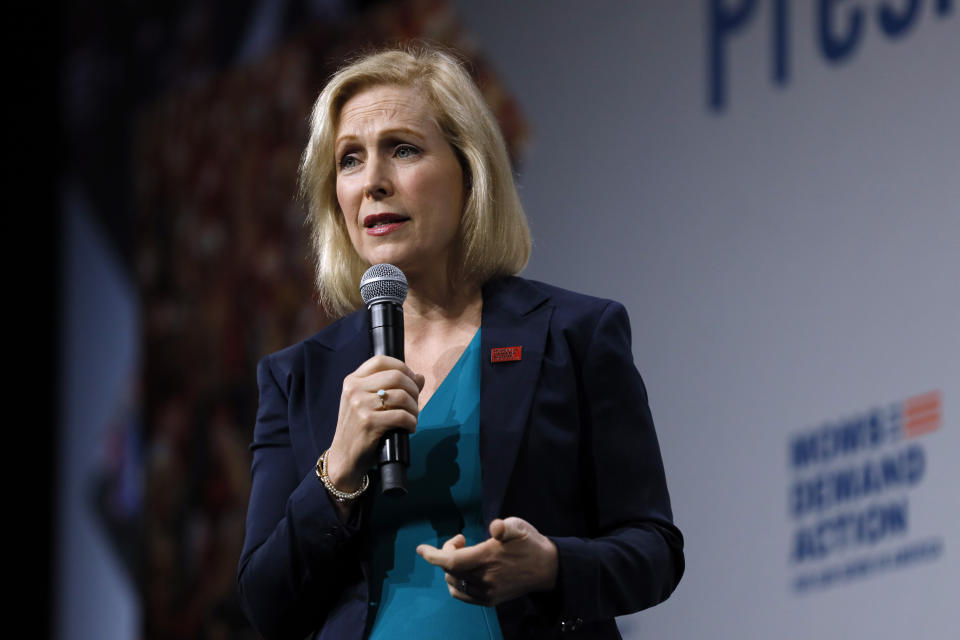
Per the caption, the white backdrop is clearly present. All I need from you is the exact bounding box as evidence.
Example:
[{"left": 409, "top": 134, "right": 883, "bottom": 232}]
[{"left": 452, "top": 1, "right": 958, "bottom": 638}]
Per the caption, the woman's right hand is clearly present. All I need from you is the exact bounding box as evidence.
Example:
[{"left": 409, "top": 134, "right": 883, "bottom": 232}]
[{"left": 324, "top": 355, "right": 425, "bottom": 492}]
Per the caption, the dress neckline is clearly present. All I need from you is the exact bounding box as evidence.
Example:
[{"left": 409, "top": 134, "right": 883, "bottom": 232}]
[{"left": 419, "top": 328, "right": 480, "bottom": 414}]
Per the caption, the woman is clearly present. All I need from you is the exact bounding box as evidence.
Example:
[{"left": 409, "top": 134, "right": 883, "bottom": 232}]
[{"left": 238, "top": 47, "right": 684, "bottom": 639}]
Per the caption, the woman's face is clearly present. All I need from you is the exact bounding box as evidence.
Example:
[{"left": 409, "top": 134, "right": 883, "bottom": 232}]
[{"left": 335, "top": 84, "right": 465, "bottom": 283}]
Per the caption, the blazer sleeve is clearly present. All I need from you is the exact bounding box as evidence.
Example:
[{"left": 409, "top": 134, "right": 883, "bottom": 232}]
[
  {"left": 236, "top": 352, "right": 364, "bottom": 640},
  {"left": 548, "top": 300, "right": 684, "bottom": 623}
]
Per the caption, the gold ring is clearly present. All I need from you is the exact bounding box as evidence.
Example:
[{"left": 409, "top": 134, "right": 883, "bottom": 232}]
[{"left": 377, "top": 389, "right": 387, "bottom": 410}]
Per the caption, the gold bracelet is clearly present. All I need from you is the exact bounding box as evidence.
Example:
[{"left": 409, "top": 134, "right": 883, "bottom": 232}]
[{"left": 316, "top": 448, "right": 370, "bottom": 503}]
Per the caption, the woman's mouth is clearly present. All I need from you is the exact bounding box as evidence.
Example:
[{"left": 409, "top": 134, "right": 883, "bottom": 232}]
[{"left": 363, "top": 213, "right": 409, "bottom": 236}]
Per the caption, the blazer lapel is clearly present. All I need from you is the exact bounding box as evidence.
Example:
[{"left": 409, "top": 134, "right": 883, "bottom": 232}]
[
  {"left": 303, "top": 310, "right": 370, "bottom": 465},
  {"left": 479, "top": 277, "right": 552, "bottom": 525}
]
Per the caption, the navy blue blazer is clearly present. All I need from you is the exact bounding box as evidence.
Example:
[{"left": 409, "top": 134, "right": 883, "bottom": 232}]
[{"left": 238, "top": 276, "right": 684, "bottom": 639}]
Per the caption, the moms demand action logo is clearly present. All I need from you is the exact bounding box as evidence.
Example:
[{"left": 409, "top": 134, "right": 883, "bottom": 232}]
[{"left": 787, "top": 391, "right": 944, "bottom": 593}]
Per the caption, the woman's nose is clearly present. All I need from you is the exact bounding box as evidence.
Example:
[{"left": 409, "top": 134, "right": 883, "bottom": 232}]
[{"left": 362, "top": 158, "right": 393, "bottom": 200}]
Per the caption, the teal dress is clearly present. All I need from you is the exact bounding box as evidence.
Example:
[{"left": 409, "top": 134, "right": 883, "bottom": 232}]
[{"left": 365, "top": 330, "right": 503, "bottom": 640}]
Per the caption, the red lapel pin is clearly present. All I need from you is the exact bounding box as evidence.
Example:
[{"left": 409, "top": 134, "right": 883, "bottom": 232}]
[{"left": 491, "top": 346, "right": 522, "bottom": 363}]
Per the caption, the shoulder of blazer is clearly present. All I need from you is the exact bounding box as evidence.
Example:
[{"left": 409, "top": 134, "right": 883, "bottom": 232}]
[
  {"left": 484, "top": 276, "right": 621, "bottom": 333},
  {"left": 260, "top": 308, "right": 368, "bottom": 379}
]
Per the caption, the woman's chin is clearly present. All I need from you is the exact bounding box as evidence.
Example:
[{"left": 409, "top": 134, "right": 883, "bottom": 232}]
[
  {"left": 361, "top": 250, "right": 410, "bottom": 270},
  {"left": 355, "top": 243, "right": 454, "bottom": 286},
  {"left": 361, "top": 249, "right": 432, "bottom": 275}
]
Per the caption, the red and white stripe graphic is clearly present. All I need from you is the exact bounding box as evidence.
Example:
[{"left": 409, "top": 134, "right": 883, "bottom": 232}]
[{"left": 903, "top": 390, "right": 942, "bottom": 438}]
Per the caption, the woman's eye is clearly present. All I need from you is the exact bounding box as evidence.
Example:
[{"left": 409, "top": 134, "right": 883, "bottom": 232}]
[
  {"left": 338, "top": 155, "right": 360, "bottom": 171},
  {"left": 395, "top": 144, "right": 420, "bottom": 159}
]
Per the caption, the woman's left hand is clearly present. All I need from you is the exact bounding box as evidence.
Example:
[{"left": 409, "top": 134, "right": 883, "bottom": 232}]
[{"left": 416, "top": 517, "right": 558, "bottom": 606}]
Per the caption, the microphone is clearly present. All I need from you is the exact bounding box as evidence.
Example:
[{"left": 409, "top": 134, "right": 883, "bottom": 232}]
[{"left": 360, "top": 264, "right": 410, "bottom": 496}]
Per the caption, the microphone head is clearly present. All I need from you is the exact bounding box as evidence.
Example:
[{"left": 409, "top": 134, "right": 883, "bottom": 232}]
[{"left": 360, "top": 264, "right": 408, "bottom": 307}]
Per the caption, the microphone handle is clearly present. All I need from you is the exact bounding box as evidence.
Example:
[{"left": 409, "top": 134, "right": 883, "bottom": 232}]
[{"left": 369, "top": 301, "right": 409, "bottom": 496}]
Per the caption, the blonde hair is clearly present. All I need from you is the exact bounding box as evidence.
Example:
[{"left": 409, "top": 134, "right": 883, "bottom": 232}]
[{"left": 299, "top": 46, "right": 531, "bottom": 317}]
